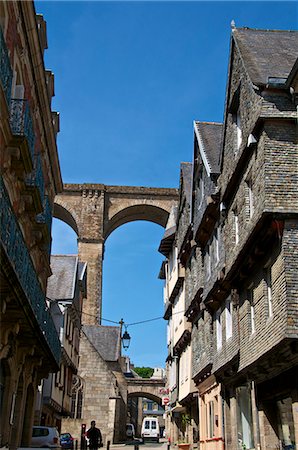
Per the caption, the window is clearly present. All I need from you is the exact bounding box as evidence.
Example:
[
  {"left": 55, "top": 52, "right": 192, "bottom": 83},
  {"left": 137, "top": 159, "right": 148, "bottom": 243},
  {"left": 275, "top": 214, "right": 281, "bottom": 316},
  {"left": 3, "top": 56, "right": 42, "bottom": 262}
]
[
  {"left": 245, "top": 178, "right": 254, "bottom": 220},
  {"left": 197, "top": 171, "right": 204, "bottom": 209},
  {"left": 145, "top": 421, "right": 150, "bottom": 430},
  {"left": 265, "top": 267, "right": 273, "bottom": 318},
  {"left": 216, "top": 310, "right": 222, "bottom": 350},
  {"left": 233, "top": 107, "right": 242, "bottom": 151},
  {"left": 209, "top": 401, "right": 215, "bottom": 438},
  {"left": 248, "top": 290, "right": 255, "bottom": 334},
  {"left": 214, "top": 228, "right": 220, "bottom": 265},
  {"left": 206, "top": 246, "right": 211, "bottom": 280},
  {"left": 168, "top": 247, "right": 177, "bottom": 277},
  {"left": 236, "top": 385, "right": 254, "bottom": 449},
  {"left": 225, "top": 297, "right": 232, "bottom": 340},
  {"left": 233, "top": 210, "right": 239, "bottom": 245}
]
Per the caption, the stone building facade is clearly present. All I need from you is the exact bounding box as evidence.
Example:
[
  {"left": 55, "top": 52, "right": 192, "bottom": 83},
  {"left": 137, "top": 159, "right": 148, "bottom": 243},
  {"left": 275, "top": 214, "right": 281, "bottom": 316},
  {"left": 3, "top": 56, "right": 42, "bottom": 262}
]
[
  {"left": 0, "top": 1, "right": 62, "bottom": 448},
  {"left": 162, "top": 27, "right": 298, "bottom": 450},
  {"left": 41, "top": 256, "right": 87, "bottom": 430},
  {"left": 159, "top": 164, "right": 198, "bottom": 447}
]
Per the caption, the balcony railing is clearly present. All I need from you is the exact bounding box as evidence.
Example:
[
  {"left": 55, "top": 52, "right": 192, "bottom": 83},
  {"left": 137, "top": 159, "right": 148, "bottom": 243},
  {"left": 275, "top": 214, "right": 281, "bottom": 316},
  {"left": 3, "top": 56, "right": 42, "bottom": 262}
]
[
  {"left": 36, "top": 195, "right": 53, "bottom": 234},
  {"left": 10, "top": 98, "right": 35, "bottom": 161},
  {"left": 0, "top": 27, "right": 13, "bottom": 105},
  {"left": 26, "top": 152, "right": 45, "bottom": 204},
  {"left": 36, "top": 195, "right": 53, "bottom": 255},
  {"left": 0, "top": 178, "right": 60, "bottom": 365}
]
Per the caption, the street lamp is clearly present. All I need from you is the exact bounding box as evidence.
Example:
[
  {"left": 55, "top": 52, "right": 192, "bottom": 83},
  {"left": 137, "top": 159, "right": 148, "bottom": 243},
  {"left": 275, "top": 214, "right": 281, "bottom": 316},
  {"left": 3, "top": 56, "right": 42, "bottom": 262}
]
[
  {"left": 122, "top": 329, "right": 131, "bottom": 350},
  {"left": 119, "top": 318, "right": 131, "bottom": 350}
]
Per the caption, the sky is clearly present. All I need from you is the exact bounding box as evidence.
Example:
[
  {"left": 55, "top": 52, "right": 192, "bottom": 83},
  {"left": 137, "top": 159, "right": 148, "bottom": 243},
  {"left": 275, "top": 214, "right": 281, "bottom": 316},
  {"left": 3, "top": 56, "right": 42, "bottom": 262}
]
[{"left": 37, "top": 0, "right": 298, "bottom": 368}]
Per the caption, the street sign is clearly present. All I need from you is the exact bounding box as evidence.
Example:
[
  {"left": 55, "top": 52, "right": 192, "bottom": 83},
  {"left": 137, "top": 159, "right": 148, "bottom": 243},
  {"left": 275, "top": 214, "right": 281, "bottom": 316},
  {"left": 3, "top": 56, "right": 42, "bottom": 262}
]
[
  {"left": 159, "top": 388, "right": 169, "bottom": 395},
  {"left": 162, "top": 396, "right": 170, "bottom": 405}
]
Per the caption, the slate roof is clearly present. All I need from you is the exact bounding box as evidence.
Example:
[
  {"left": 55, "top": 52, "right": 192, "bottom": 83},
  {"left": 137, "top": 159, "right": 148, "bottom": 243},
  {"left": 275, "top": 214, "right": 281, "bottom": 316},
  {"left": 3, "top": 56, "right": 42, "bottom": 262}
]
[
  {"left": 233, "top": 28, "right": 298, "bottom": 86},
  {"left": 83, "top": 325, "right": 121, "bottom": 362},
  {"left": 194, "top": 122, "right": 222, "bottom": 174},
  {"left": 180, "top": 162, "right": 193, "bottom": 205},
  {"left": 47, "top": 255, "right": 78, "bottom": 300}
]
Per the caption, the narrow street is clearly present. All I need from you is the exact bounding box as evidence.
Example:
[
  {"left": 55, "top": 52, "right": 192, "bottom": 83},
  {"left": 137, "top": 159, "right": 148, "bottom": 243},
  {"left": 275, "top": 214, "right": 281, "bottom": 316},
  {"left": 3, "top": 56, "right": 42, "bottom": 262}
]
[{"left": 111, "top": 439, "right": 168, "bottom": 450}]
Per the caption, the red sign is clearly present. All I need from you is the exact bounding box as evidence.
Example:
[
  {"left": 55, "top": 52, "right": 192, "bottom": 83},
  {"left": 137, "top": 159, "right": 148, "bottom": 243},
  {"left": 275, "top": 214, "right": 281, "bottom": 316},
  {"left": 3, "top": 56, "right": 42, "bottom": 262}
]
[
  {"left": 162, "top": 396, "right": 170, "bottom": 406},
  {"left": 159, "top": 388, "right": 169, "bottom": 395}
]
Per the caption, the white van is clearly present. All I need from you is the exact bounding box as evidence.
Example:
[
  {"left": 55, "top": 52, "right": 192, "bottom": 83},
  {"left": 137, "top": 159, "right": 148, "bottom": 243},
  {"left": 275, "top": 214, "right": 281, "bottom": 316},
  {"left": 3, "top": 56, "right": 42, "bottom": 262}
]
[{"left": 141, "top": 417, "right": 160, "bottom": 442}]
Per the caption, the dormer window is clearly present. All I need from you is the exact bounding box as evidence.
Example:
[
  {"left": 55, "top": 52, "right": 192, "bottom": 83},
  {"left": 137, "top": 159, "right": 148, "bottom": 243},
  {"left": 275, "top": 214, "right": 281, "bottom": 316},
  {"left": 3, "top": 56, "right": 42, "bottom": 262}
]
[
  {"left": 197, "top": 169, "right": 204, "bottom": 209},
  {"left": 233, "top": 107, "right": 242, "bottom": 151},
  {"left": 229, "top": 85, "right": 242, "bottom": 153}
]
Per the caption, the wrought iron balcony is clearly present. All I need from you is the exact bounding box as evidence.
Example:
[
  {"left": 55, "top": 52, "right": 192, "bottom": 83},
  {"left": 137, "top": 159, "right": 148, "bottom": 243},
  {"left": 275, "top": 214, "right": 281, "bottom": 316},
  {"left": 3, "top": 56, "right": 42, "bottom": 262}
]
[
  {"left": 36, "top": 196, "right": 53, "bottom": 254},
  {"left": 25, "top": 152, "right": 45, "bottom": 205},
  {"left": 0, "top": 27, "right": 13, "bottom": 105},
  {"left": 36, "top": 195, "right": 53, "bottom": 233},
  {"left": 0, "top": 178, "right": 61, "bottom": 365},
  {"left": 10, "top": 98, "right": 35, "bottom": 162}
]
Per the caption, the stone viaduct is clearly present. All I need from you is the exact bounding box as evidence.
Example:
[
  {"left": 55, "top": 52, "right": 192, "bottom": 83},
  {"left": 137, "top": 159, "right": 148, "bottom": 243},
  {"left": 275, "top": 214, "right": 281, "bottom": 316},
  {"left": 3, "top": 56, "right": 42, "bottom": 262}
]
[
  {"left": 54, "top": 183, "right": 179, "bottom": 324},
  {"left": 127, "top": 377, "right": 166, "bottom": 404}
]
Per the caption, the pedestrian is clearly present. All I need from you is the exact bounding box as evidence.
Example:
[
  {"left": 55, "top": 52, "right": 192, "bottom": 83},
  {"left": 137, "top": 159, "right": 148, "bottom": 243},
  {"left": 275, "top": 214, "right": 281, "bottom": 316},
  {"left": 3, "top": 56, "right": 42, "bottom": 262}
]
[{"left": 87, "top": 420, "right": 102, "bottom": 450}]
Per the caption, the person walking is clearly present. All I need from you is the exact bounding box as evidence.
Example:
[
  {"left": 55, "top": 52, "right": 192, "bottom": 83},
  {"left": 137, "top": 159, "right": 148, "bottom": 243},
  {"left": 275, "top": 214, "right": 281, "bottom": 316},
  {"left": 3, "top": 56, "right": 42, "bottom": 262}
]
[{"left": 87, "top": 420, "right": 102, "bottom": 450}]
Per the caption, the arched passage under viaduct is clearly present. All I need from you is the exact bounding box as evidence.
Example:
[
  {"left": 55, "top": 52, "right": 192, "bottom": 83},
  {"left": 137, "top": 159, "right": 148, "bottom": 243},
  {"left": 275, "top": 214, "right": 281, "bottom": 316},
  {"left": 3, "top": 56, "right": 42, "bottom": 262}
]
[{"left": 54, "top": 183, "right": 178, "bottom": 324}]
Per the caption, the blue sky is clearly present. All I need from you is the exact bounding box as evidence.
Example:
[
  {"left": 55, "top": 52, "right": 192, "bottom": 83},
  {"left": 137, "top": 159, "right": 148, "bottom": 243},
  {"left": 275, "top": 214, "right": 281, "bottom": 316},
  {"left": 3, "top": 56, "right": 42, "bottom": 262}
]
[{"left": 39, "top": 1, "right": 297, "bottom": 367}]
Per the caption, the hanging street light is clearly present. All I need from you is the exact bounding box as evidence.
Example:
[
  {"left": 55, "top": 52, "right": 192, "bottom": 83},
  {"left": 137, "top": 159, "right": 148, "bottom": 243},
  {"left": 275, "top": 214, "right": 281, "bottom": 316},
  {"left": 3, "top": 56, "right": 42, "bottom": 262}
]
[
  {"left": 122, "top": 329, "right": 131, "bottom": 350},
  {"left": 119, "top": 318, "right": 131, "bottom": 350}
]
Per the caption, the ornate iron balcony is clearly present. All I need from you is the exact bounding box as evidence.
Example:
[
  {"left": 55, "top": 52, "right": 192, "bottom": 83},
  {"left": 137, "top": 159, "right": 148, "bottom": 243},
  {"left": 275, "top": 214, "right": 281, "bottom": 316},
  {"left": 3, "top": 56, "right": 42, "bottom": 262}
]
[
  {"left": 36, "top": 195, "right": 53, "bottom": 233},
  {"left": 36, "top": 195, "right": 53, "bottom": 255},
  {"left": 26, "top": 152, "right": 45, "bottom": 204},
  {"left": 0, "top": 27, "right": 13, "bottom": 105},
  {"left": 0, "top": 177, "right": 61, "bottom": 365},
  {"left": 10, "top": 98, "right": 35, "bottom": 161}
]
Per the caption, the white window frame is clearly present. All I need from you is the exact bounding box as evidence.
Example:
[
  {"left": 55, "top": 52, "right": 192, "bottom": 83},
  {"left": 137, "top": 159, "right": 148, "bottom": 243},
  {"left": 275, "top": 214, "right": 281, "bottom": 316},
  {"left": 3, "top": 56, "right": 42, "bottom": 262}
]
[
  {"left": 234, "top": 210, "right": 239, "bottom": 245},
  {"left": 216, "top": 309, "right": 222, "bottom": 350},
  {"left": 214, "top": 228, "right": 220, "bottom": 265},
  {"left": 265, "top": 267, "right": 273, "bottom": 318},
  {"left": 225, "top": 297, "right": 232, "bottom": 340},
  {"left": 248, "top": 289, "right": 255, "bottom": 334}
]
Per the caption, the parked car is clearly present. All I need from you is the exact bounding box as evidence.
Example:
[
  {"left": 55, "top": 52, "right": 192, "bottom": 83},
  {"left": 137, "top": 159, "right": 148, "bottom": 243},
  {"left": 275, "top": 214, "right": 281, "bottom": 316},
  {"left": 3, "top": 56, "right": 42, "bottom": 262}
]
[
  {"left": 31, "top": 426, "right": 60, "bottom": 448},
  {"left": 126, "top": 423, "right": 135, "bottom": 439},
  {"left": 60, "top": 433, "right": 74, "bottom": 449},
  {"left": 141, "top": 417, "right": 160, "bottom": 443}
]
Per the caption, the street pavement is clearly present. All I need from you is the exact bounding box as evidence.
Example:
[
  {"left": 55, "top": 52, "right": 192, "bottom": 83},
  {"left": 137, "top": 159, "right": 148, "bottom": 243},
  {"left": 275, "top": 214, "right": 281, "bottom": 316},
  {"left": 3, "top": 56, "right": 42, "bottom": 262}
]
[{"left": 110, "top": 438, "right": 169, "bottom": 450}]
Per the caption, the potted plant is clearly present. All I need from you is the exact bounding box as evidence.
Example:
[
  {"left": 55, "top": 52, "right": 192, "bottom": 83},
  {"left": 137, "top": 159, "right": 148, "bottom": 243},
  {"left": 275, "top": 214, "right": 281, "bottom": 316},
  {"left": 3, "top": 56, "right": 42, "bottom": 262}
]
[{"left": 177, "top": 414, "right": 191, "bottom": 450}]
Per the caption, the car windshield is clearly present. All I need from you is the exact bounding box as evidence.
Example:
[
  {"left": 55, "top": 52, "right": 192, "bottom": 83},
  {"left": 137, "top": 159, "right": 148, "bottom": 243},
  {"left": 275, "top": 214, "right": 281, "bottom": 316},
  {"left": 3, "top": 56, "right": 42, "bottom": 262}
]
[
  {"left": 32, "top": 428, "right": 49, "bottom": 437},
  {"left": 61, "top": 433, "right": 71, "bottom": 438}
]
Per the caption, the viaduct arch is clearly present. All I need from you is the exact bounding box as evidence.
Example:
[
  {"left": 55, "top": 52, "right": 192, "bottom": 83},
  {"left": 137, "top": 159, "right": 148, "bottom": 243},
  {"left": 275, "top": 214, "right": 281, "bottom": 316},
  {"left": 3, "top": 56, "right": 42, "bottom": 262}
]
[{"left": 54, "top": 183, "right": 178, "bottom": 324}]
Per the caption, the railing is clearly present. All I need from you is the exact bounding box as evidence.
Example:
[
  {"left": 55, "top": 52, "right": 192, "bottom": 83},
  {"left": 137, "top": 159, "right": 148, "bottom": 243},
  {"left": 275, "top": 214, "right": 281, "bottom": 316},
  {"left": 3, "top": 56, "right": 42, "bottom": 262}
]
[
  {"left": 36, "top": 195, "right": 53, "bottom": 233},
  {"left": 25, "top": 152, "right": 45, "bottom": 203},
  {"left": 0, "top": 27, "right": 13, "bottom": 105},
  {"left": 0, "top": 177, "right": 61, "bottom": 365},
  {"left": 36, "top": 195, "right": 53, "bottom": 255},
  {"left": 9, "top": 98, "right": 35, "bottom": 161}
]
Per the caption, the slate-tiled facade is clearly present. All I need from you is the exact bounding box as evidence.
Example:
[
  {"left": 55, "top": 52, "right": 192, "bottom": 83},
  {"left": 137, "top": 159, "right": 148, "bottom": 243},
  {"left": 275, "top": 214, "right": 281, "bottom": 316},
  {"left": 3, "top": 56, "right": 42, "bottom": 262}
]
[{"left": 162, "top": 26, "right": 298, "bottom": 450}]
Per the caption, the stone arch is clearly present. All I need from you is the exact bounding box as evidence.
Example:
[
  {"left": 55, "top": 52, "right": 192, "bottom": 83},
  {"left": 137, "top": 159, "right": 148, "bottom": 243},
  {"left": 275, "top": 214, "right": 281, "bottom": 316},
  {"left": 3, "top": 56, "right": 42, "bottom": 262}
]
[
  {"left": 53, "top": 201, "right": 79, "bottom": 236},
  {"left": 54, "top": 184, "right": 178, "bottom": 325},
  {"left": 104, "top": 204, "right": 169, "bottom": 239},
  {"left": 127, "top": 391, "right": 162, "bottom": 405}
]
